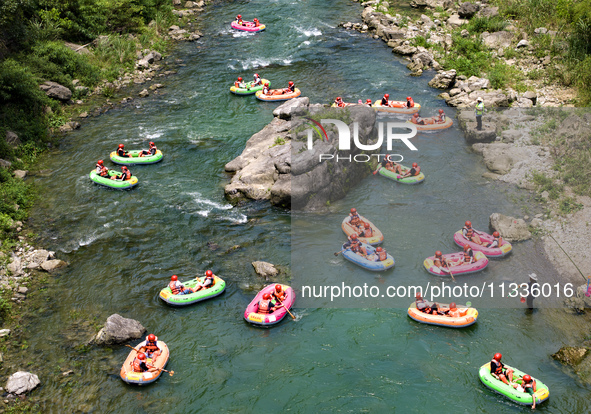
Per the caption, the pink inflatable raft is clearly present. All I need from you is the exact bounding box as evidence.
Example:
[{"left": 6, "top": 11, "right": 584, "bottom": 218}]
[
  {"left": 453, "top": 230, "right": 513, "bottom": 258},
  {"left": 244, "top": 284, "right": 294, "bottom": 326},
  {"left": 231, "top": 21, "right": 266, "bottom": 32},
  {"left": 424, "top": 251, "right": 489, "bottom": 277}
]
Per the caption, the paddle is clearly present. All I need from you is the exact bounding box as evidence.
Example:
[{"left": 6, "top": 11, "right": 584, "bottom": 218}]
[
  {"left": 334, "top": 249, "right": 346, "bottom": 256},
  {"left": 446, "top": 263, "right": 456, "bottom": 282},
  {"left": 372, "top": 165, "right": 382, "bottom": 175},
  {"left": 276, "top": 298, "right": 296, "bottom": 320},
  {"left": 124, "top": 344, "right": 174, "bottom": 376}
]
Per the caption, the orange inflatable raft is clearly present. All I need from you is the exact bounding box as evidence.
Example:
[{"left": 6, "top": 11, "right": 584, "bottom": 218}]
[
  {"left": 408, "top": 117, "right": 453, "bottom": 131},
  {"left": 341, "top": 215, "right": 384, "bottom": 245},
  {"left": 120, "top": 339, "right": 170, "bottom": 385},
  {"left": 407, "top": 302, "right": 478, "bottom": 328},
  {"left": 372, "top": 101, "right": 421, "bottom": 114}
]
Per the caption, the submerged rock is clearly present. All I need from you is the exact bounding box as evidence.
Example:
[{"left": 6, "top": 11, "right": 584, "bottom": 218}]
[
  {"left": 252, "top": 261, "right": 279, "bottom": 279},
  {"left": 6, "top": 372, "right": 40, "bottom": 395},
  {"left": 92, "top": 314, "right": 146, "bottom": 345}
]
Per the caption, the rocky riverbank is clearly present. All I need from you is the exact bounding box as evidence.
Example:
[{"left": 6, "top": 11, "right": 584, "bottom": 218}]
[
  {"left": 224, "top": 99, "right": 378, "bottom": 210},
  {"left": 342, "top": 0, "right": 576, "bottom": 109}
]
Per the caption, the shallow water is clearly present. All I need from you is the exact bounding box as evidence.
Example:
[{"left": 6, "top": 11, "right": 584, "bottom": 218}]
[{"left": 19, "top": 0, "right": 591, "bottom": 412}]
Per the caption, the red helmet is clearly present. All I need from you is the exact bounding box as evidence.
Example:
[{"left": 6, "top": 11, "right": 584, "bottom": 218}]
[
  {"left": 171, "top": 275, "right": 178, "bottom": 281},
  {"left": 464, "top": 244, "right": 470, "bottom": 251},
  {"left": 435, "top": 251, "right": 442, "bottom": 257},
  {"left": 406, "top": 96, "right": 411, "bottom": 100},
  {"left": 138, "top": 353, "right": 146, "bottom": 360},
  {"left": 150, "top": 141, "right": 155, "bottom": 146},
  {"left": 122, "top": 166, "right": 128, "bottom": 171},
  {"left": 97, "top": 160, "right": 104, "bottom": 165},
  {"left": 412, "top": 112, "right": 419, "bottom": 117},
  {"left": 237, "top": 14, "right": 242, "bottom": 18},
  {"left": 148, "top": 334, "right": 156, "bottom": 342},
  {"left": 350, "top": 208, "right": 357, "bottom": 213},
  {"left": 254, "top": 73, "right": 259, "bottom": 77},
  {"left": 205, "top": 270, "right": 213, "bottom": 277},
  {"left": 275, "top": 284, "right": 282, "bottom": 291},
  {"left": 263, "top": 293, "right": 271, "bottom": 300},
  {"left": 493, "top": 231, "right": 500, "bottom": 237},
  {"left": 415, "top": 292, "right": 422, "bottom": 298},
  {"left": 493, "top": 353, "right": 502, "bottom": 361},
  {"left": 238, "top": 77, "right": 243, "bottom": 81},
  {"left": 412, "top": 162, "right": 418, "bottom": 168},
  {"left": 523, "top": 374, "right": 532, "bottom": 382},
  {"left": 376, "top": 247, "right": 383, "bottom": 252},
  {"left": 254, "top": 18, "right": 259, "bottom": 21},
  {"left": 288, "top": 81, "right": 294, "bottom": 86},
  {"left": 449, "top": 302, "right": 457, "bottom": 309},
  {"left": 366, "top": 99, "right": 372, "bottom": 103},
  {"left": 264, "top": 82, "right": 269, "bottom": 86},
  {"left": 439, "top": 109, "right": 444, "bottom": 114},
  {"left": 384, "top": 94, "right": 389, "bottom": 99},
  {"left": 336, "top": 96, "right": 342, "bottom": 101},
  {"left": 465, "top": 221, "right": 472, "bottom": 227},
  {"left": 350, "top": 234, "right": 358, "bottom": 240},
  {"left": 118, "top": 144, "right": 124, "bottom": 148},
  {"left": 364, "top": 222, "right": 370, "bottom": 229}
]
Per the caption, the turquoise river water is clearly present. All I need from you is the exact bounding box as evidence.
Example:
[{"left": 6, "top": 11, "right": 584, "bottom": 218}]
[{"left": 17, "top": 0, "right": 591, "bottom": 412}]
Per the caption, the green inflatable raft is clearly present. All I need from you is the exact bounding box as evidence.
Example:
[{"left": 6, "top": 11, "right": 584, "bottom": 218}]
[
  {"left": 89, "top": 170, "right": 138, "bottom": 189},
  {"left": 109, "top": 150, "right": 163, "bottom": 165},
  {"left": 230, "top": 79, "right": 270, "bottom": 95},
  {"left": 159, "top": 275, "right": 226, "bottom": 306},
  {"left": 479, "top": 363, "right": 549, "bottom": 407},
  {"left": 378, "top": 165, "right": 425, "bottom": 185}
]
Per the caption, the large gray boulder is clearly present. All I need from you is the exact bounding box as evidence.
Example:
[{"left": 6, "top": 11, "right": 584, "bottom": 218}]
[
  {"left": 6, "top": 131, "right": 21, "bottom": 147},
  {"left": 273, "top": 97, "right": 309, "bottom": 120},
  {"left": 458, "top": 2, "right": 480, "bottom": 18},
  {"left": 39, "top": 81, "right": 72, "bottom": 102},
  {"left": 481, "top": 31, "right": 513, "bottom": 49},
  {"left": 6, "top": 372, "right": 40, "bottom": 395},
  {"left": 41, "top": 259, "right": 67, "bottom": 272},
  {"left": 489, "top": 213, "right": 531, "bottom": 241},
  {"left": 92, "top": 314, "right": 146, "bottom": 345},
  {"left": 428, "top": 69, "right": 456, "bottom": 89}
]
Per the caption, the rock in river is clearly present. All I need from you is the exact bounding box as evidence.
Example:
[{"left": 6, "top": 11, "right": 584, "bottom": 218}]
[{"left": 92, "top": 314, "right": 146, "bottom": 345}]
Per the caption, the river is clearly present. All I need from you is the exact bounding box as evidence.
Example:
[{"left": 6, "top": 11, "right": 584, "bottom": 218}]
[{"left": 18, "top": 0, "right": 591, "bottom": 412}]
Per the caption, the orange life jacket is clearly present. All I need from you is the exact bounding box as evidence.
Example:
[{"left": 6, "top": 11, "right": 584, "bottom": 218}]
[
  {"left": 464, "top": 252, "right": 472, "bottom": 263},
  {"left": 144, "top": 338, "right": 159, "bottom": 352},
  {"left": 407, "top": 97, "right": 414, "bottom": 107},
  {"left": 132, "top": 357, "right": 146, "bottom": 372},
  {"left": 122, "top": 170, "right": 131, "bottom": 180},
  {"left": 258, "top": 299, "right": 271, "bottom": 314},
  {"left": 378, "top": 251, "right": 388, "bottom": 261},
  {"left": 413, "top": 166, "right": 421, "bottom": 175},
  {"left": 169, "top": 281, "right": 181, "bottom": 295}
]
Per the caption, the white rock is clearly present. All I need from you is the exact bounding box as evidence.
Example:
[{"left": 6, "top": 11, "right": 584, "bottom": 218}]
[{"left": 6, "top": 372, "right": 40, "bottom": 395}]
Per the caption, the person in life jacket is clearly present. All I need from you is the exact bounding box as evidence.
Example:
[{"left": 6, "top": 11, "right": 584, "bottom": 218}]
[
  {"left": 372, "top": 246, "right": 388, "bottom": 262},
  {"left": 139, "top": 141, "right": 157, "bottom": 157},
  {"left": 283, "top": 81, "right": 295, "bottom": 94},
  {"left": 116, "top": 144, "right": 130, "bottom": 158},
  {"left": 253, "top": 73, "right": 262, "bottom": 86},
  {"left": 462, "top": 244, "right": 474, "bottom": 264},
  {"left": 334, "top": 96, "right": 345, "bottom": 107},
  {"left": 410, "top": 112, "right": 425, "bottom": 125},
  {"left": 359, "top": 222, "right": 374, "bottom": 239},
  {"left": 365, "top": 99, "right": 372, "bottom": 107},
  {"left": 519, "top": 374, "right": 538, "bottom": 409},
  {"left": 462, "top": 221, "right": 485, "bottom": 245},
  {"left": 235, "top": 14, "right": 243, "bottom": 25},
  {"left": 343, "top": 234, "right": 367, "bottom": 257},
  {"left": 382, "top": 154, "right": 404, "bottom": 174},
  {"left": 194, "top": 270, "right": 215, "bottom": 292},
  {"left": 169, "top": 275, "right": 193, "bottom": 295},
  {"left": 272, "top": 284, "right": 286, "bottom": 303},
  {"left": 112, "top": 166, "right": 132, "bottom": 181},
  {"left": 96, "top": 160, "right": 109, "bottom": 177},
  {"left": 490, "top": 353, "right": 514, "bottom": 385},
  {"left": 347, "top": 208, "right": 365, "bottom": 233},
  {"left": 475, "top": 97, "right": 484, "bottom": 130},
  {"left": 415, "top": 292, "right": 430, "bottom": 312},
  {"left": 258, "top": 293, "right": 277, "bottom": 314},
  {"left": 380, "top": 93, "right": 389, "bottom": 106},
  {"left": 400, "top": 162, "right": 420, "bottom": 178},
  {"left": 406, "top": 96, "right": 415, "bottom": 108},
  {"left": 234, "top": 76, "right": 244, "bottom": 88},
  {"left": 445, "top": 302, "right": 462, "bottom": 318},
  {"left": 262, "top": 82, "right": 270, "bottom": 95},
  {"left": 487, "top": 231, "right": 502, "bottom": 248},
  {"left": 132, "top": 352, "right": 156, "bottom": 373},
  {"left": 139, "top": 334, "right": 162, "bottom": 361},
  {"left": 436, "top": 109, "right": 446, "bottom": 123},
  {"left": 433, "top": 251, "right": 449, "bottom": 272},
  {"left": 253, "top": 18, "right": 260, "bottom": 27}
]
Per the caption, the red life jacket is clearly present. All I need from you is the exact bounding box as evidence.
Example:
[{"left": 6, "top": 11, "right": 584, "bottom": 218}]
[
  {"left": 169, "top": 281, "right": 181, "bottom": 295},
  {"left": 413, "top": 166, "right": 421, "bottom": 175},
  {"left": 407, "top": 97, "right": 415, "bottom": 107},
  {"left": 132, "top": 357, "right": 146, "bottom": 372},
  {"left": 234, "top": 81, "right": 240, "bottom": 88},
  {"left": 122, "top": 170, "right": 131, "bottom": 180},
  {"left": 258, "top": 300, "right": 271, "bottom": 314}
]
